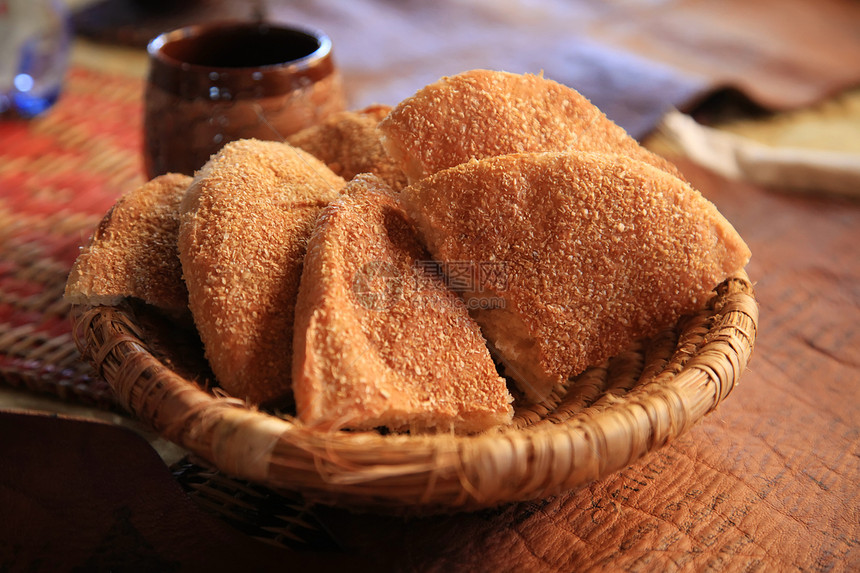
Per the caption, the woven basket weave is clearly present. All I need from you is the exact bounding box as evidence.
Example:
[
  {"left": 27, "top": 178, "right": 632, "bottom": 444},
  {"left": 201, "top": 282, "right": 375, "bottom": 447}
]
[{"left": 72, "top": 272, "right": 757, "bottom": 513}]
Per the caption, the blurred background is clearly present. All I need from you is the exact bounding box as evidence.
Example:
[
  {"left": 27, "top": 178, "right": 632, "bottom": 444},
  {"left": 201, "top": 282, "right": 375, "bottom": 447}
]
[{"left": 16, "top": 0, "right": 856, "bottom": 197}]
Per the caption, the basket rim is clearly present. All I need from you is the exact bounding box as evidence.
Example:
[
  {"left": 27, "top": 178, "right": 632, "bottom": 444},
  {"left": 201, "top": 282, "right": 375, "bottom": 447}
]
[{"left": 73, "top": 271, "right": 758, "bottom": 511}]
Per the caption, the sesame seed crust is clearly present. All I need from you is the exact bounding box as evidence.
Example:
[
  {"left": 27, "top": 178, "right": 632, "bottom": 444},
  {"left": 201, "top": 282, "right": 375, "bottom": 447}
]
[
  {"left": 401, "top": 151, "right": 750, "bottom": 402},
  {"left": 379, "top": 69, "right": 683, "bottom": 183},
  {"left": 292, "top": 174, "right": 513, "bottom": 433},
  {"left": 178, "top": 139, "right": 346, "bottom": 406},
  {"left": 287, "top": 105, "right": 408, "bottom": 192},
  {"left": 65, "top": 172, "right": 192, "bottom": 313}
]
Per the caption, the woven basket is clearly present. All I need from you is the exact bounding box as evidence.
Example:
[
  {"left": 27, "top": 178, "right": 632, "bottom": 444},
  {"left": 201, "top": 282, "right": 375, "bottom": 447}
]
[{"left": 72, "top": 272, "right": 757, "bottom": 513}]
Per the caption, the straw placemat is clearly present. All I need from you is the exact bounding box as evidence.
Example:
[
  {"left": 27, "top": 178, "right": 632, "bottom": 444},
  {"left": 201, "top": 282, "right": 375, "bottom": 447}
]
[{"left": 0, "top": 67, "right": 146, "bottom": 409}]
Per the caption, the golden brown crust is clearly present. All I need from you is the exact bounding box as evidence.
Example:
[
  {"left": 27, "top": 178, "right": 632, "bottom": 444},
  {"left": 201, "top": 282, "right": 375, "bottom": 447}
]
[
  {"left": 287, "top": 105, "right": 408, "bottom": 191},
  {"left": 379, "top": 69, "right": 683, "bottom": 182},
  {"left": 178, "top": 139, "right": 346, "bottom": 406},
  {"left": 401, "top": 151, "right": 751, "bottom": 402},
  {"left": 64, "top": 173, "right": 191, "bottom": 313},
  {"left": 292, "top": 174, "right": 513, "bottom": 433}
]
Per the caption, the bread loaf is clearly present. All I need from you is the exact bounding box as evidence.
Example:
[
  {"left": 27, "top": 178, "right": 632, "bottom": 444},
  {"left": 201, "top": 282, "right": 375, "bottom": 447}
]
[
  {"left": 401, "top": 151, "right": 750, "bottom": 401},
  {"left": 65, "top": 173, "right": 191, "bottom": 315},
  {"left": 178, "top": 139, "right": 346, "bottom": 405},
  {"left": 292, "top": 174, "right": 513, "bottom": 432},
  {"left": 379, "top": 69, "right": 683, "bottom": 183}
]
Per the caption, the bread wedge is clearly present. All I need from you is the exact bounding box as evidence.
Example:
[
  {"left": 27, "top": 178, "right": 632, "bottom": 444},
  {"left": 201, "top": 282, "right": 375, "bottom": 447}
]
[
  {"left": 179, "top": 139, "right": 346, "bottom": 406},
  {"left": 379, "top": 69, "right": 682, "bottom": 182},
  {"left": 292, "top": 174, "right": 514, "bottom": 433},
  {"left": 401, "top": 151, "right": 751, "bottom": 402},
  {"left": 288, "top": 105, "right": 408, "bottom": 191},
  {"left": 65, "top": 173, "right": 191, "bottom": 314}
]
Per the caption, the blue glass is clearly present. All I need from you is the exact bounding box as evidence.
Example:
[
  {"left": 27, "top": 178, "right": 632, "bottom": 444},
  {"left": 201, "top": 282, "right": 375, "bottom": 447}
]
[{"left": 0, "top": 0, "right": 71, "bottom": 119}]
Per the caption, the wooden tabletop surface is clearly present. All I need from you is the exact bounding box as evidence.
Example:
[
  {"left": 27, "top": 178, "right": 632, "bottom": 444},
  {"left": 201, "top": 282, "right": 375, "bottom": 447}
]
[{"left": 1, "top": 3, "right": 858, "bottom": 570}]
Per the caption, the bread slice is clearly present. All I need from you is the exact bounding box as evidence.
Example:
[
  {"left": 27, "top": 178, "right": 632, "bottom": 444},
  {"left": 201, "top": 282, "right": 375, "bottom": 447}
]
[
  {"left": 401, "top": 151, "right": 751, "bottom": 402},
  {"left": 178, "top": 139, "right": 346, "bottom": 406},
  {"left": 287, "top": 105, "right": 408, "bottom": 191},
  {"left": 378, "top": 69, "right": 682, "bottom": 183},
  {"left": 64, "top": 173, "right": 191, "bottom": 314},
  {"left": 292, "top": 174, "right": 513, "bottom": 433}
]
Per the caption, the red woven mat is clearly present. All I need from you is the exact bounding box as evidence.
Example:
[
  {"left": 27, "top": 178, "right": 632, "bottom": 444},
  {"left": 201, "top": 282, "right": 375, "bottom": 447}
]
[{"left": 0, "top": 66, "right": 147, "bottom": 408}]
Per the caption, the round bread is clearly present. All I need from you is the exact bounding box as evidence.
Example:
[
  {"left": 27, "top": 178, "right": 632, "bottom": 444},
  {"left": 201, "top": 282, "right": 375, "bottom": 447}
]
[
  {"left": 401, "top": 151, "right": 750, "bottom": 402},
  {"left": 287, "top": 105, "right": 408, "bottom": 191},
  {"left": 65, "top": 172, "right": 192, "bottom": 314},
  {"left": 292, "top": 174, "right": 513, "bottom": 433},
  {"left": 379, "top": 69, "right": 683, "bottom": 183},
  {"left": 178, "top": 139, "right": 346, "bottom": 406}
]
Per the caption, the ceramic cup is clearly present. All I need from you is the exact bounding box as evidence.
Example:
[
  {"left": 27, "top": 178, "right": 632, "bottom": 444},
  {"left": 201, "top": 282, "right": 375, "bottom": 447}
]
[{"left": 143, "top": 21, "right": 346, "bottom": 179}]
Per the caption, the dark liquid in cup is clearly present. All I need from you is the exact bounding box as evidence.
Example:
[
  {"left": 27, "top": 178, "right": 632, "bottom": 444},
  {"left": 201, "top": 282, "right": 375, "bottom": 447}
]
[{"left": 161, "top": 26, "right": 321, "bottom": 68}]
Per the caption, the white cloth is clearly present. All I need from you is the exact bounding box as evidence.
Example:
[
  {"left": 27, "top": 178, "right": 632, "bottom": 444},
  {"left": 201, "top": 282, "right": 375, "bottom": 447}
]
[{"left": 658, "top": 110, "right": 860, "bottom": 197}]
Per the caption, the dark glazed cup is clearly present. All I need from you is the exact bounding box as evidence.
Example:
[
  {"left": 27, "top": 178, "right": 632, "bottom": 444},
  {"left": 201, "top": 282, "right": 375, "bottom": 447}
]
[{"left": 144, "top": 22, "right": 346, "bottom": 179}]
